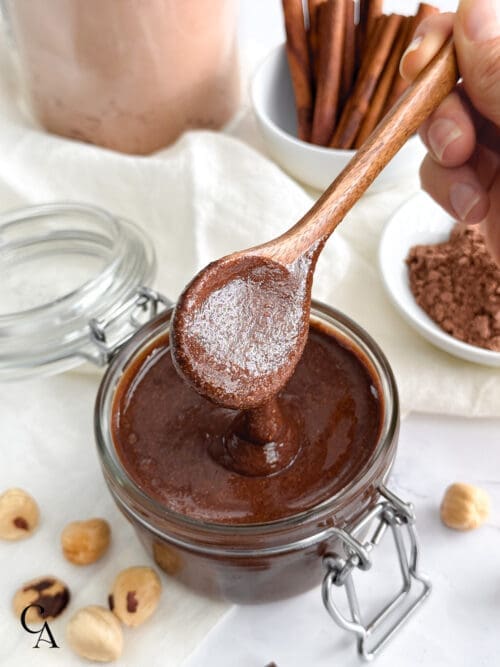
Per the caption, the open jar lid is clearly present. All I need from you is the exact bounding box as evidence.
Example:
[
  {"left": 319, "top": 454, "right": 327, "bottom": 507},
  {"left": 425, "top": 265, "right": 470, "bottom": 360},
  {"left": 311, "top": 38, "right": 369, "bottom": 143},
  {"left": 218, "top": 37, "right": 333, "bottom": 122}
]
[{"left": 0, "top": 202, "right": 169, "bottom": 380}]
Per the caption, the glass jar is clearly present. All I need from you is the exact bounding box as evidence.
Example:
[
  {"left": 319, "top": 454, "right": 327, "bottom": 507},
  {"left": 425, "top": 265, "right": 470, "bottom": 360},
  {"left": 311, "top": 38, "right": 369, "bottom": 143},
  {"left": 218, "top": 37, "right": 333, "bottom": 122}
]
[
  {"left": 1, "top": 204, "right": 430, "bottom": 661},
  {"left": 4, "top": 0, "right": 240, "bottom": 154},
  {"left": 95, "top": 303, "right": 430, "bottom": 660}
]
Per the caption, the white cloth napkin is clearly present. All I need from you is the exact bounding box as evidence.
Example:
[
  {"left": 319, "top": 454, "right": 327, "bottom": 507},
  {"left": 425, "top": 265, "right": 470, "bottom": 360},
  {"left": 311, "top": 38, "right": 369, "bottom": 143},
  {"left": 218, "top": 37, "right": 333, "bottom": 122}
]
[
  {"left": 0, "top": 70, "right": 498, "bottom": 417},
  {"left": 0, "top": 11, "right": 498, "bottom": 666}
]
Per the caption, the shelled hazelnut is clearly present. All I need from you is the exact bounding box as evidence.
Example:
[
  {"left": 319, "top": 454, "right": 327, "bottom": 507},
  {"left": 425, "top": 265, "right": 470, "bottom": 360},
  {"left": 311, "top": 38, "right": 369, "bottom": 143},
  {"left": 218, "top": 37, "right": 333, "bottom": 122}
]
[
  {"left": 13, "top": 576, "right": 70, "bottom": 622},
  {"left": 61, "top": 518, "right": 111, "bottom": 565},
  {"left": 153, "top": 541, "right": 182, "bottom": 576},
  {"left": 0, "top": 488, "right": 39, "bottom": 540},
  {"left": 440, "top": 483, "right": 490, "bottom": 531},
  {"left": 67, "top": 605, "right": 123, "bottom": 662},
  {"left": 109, "top": 566, "right": 161, "bottom": 627}
]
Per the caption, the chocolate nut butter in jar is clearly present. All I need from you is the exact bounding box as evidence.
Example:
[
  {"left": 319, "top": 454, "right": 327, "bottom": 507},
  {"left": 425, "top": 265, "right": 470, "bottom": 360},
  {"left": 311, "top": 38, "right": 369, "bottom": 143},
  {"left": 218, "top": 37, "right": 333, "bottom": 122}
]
[
  {"left": 0, "top": 204, "right": 430, "bottom": 661},
  {"left": 5, "top": 0, "right": 240, "bottom": 153},
  {"left": 96, "top": 304, "right": 431, "bottom": 660}
]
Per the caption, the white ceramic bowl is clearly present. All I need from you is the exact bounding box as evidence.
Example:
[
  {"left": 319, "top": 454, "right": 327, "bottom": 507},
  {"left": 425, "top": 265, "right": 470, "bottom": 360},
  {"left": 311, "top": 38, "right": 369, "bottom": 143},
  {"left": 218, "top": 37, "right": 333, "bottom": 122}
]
[
  {"left": 379, "top": 193, "right": 500, "bottom": 367},
  {"left": 251, "top": 44, "right": 426, "bottom": 191}
]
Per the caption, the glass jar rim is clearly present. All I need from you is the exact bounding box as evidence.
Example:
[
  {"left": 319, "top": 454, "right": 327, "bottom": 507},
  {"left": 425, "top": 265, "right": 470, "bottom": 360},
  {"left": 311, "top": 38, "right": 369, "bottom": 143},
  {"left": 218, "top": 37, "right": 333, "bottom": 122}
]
[{"left": 95, "top": 301, "right": 399, "bottom": 543}]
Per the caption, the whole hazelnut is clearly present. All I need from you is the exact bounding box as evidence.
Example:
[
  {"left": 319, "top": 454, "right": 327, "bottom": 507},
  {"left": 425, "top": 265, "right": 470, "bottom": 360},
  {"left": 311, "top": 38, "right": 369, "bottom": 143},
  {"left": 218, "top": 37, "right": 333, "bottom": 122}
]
[
  {"left": 67, "top": 605, "right": 123, "bottom": 662},
  {"left": 13, "top": 576, "right": 70, "bottom": 622},
  {"left": 0, "top": 488, "right": 39, "bottom": 540},
  {"left": 440, "top": 482, "right": 491, "bottom": 530},
  {"left": 153, "top": 541, "right": 182, "bottom": 575},
  {"left": 109, "top": 566, "right": 161, "bottom": 627},
  {"left": 61, "top": 518, "right": 111, "bottom": 565}
]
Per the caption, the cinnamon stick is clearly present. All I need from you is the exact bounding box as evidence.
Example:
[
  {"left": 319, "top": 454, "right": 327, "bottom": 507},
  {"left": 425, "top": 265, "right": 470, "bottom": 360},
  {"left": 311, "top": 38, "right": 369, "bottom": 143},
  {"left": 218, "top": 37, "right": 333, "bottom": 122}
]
[
  {"left": 332, "top": 14, "right": 386, "bottom": 148},
  {"left": 354, "top": 19, "right": 361, "bottom": 75},
  {"left": 357, "top": 0, "right": 383, "bottom": 57},
  {"left": 310, "top": 0, "right": 346, "bottom": 145},
  {"left": 308, "top": 0, "right": 323, "bottom": 31},
  {"left": 354, "top": 16, "right": 413, "bottom": 147},
  {"left": 340, "top": 0, "right": 356, "bottom": 105},
  {"left": 358, "top": 0, "right": 369, "bottom": 28},
  {"left": 331, "top": 14, "right": 403, "bottom": 149},
  {"left": 307, "top": 0, "right": 325, "bottom": 86},
  {"left": 383, "top": 3, "right": 440, "bottom": 113},
  {"left": 365, "top": 0, "right": 383, "bottom": 42},
  {"left": 282, "top": 0, "right": 314, "bottom": 141},
  {"left": 357, "top": 0, "right": 369, "bottom": 42},
  {"left": 356, "top": 0, "right": 368, "bottom": 70}
]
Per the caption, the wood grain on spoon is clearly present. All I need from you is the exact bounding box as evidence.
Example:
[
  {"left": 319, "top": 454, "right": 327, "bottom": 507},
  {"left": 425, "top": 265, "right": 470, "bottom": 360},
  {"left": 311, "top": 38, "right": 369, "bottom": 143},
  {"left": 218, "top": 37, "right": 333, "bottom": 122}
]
[{"left": 171, "top": 40, "right": 458, "bottom": 410}]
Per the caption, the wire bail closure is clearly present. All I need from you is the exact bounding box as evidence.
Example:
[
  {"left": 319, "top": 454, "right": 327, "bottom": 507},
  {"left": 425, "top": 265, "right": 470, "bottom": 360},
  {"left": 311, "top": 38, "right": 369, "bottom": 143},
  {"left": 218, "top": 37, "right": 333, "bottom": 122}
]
[
  {"left": 322, "top": 486, "right": 431, "bottom": 661},
  {"left": 88, "top": 287, "right": 172, "bottom": 364}
]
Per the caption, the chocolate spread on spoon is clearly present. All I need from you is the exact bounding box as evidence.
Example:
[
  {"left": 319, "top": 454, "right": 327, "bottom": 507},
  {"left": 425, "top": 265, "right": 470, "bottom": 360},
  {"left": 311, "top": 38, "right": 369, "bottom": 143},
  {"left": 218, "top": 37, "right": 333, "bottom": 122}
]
[{"left": 170, "top": 252, "right": 316, "bottom": 411}]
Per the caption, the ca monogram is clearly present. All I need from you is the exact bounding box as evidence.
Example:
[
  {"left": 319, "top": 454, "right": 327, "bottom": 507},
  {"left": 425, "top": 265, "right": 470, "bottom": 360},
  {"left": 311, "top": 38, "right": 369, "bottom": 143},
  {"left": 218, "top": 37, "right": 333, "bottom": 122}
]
[{"left": 20, "top": 605, "right": 59, "bottom": 648}]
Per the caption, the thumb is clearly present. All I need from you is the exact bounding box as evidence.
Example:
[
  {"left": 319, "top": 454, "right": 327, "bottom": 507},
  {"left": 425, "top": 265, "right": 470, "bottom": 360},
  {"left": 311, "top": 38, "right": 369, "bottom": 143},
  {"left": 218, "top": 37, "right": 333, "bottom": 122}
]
[{"left": 455, "top": 0, "right": 500, "bottom": 128}]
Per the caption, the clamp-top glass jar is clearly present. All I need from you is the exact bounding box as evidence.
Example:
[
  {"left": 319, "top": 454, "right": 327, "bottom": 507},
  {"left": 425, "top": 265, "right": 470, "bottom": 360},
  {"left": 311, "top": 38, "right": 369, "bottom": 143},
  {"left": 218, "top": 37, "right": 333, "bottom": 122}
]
[
  {"left": 96, "top": 302, "right": 431, "bottom": 662},
  {"left": 4, "top": 0, "right": 240, "bottom": 154},
  {"left": 0, "top": 204, "right": 430, "bottom": 661}
]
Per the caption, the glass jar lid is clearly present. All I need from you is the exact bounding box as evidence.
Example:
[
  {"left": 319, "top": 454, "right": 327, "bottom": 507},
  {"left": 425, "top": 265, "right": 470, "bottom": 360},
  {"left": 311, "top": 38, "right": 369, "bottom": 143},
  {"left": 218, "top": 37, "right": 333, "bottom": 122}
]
[{"left": 0, "top": 202, "right": 163, "bottom": 380}]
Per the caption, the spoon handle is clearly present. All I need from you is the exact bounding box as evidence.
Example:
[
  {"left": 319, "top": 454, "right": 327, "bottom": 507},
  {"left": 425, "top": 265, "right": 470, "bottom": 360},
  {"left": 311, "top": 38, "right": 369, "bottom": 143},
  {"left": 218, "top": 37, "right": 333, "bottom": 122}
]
[{"left": 270, "top": 39, "right": 458, "bottom": 263}]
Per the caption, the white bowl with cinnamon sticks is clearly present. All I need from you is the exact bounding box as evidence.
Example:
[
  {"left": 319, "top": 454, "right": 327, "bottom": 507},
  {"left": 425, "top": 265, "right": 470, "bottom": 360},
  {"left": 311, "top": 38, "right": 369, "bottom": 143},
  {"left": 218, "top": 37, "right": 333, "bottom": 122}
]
[{"left": 251, "top": 1, "right": 439, "bottom": 191}]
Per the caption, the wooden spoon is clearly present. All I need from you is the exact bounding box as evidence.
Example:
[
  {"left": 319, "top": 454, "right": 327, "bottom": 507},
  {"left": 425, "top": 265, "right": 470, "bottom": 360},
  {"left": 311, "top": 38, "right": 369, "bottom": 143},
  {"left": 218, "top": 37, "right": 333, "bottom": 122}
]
[{"left": 171, "top": 40, "right": 458, "bottom": 410}]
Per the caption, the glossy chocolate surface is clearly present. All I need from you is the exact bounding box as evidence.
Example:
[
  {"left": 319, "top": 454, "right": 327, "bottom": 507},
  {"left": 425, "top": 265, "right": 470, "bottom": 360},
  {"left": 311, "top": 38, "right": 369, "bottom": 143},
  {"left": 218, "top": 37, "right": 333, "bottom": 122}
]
[
  {"left": 170, "top": 253, "right": 314, "bottom": 409},
  {"left": 112, "top": 321, "right": 382, "bottom": 524}
]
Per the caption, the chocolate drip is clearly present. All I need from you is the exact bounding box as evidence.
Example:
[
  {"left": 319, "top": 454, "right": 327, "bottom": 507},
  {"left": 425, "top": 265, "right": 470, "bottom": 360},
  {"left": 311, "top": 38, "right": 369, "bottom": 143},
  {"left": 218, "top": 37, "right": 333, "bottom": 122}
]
[{"left": 210, "top": 397, "right": 304, "bottom": 477}]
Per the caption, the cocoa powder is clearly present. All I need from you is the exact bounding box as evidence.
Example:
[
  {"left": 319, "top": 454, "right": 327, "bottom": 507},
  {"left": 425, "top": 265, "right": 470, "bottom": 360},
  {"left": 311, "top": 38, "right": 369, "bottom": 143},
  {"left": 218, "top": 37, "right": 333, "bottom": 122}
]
[{"left": 406, "top": 224, "right": 500, "bottom": 351}]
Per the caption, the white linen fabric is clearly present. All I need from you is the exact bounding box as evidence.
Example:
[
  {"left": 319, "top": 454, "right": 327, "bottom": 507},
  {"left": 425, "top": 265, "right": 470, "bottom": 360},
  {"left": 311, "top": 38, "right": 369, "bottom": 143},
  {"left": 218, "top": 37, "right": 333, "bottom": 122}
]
[
  {"left": 0, "top": 10, "right": 498, "bottom": 666},
  {"left": 0, "top": 70, "right": 498, "bottom": 417}
]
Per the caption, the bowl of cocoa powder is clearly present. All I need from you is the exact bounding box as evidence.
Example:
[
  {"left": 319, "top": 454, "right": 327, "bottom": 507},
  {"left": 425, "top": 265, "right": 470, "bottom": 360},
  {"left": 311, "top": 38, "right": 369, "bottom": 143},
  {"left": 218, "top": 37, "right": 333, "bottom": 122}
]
[{"left": 379, "top": 193, "right": 500, "bottom": 366}]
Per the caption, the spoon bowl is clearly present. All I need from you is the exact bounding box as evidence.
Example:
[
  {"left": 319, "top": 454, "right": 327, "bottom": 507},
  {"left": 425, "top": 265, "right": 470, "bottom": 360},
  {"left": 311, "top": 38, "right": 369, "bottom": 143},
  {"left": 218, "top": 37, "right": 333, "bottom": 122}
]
[{"left": 171, "top": 252, "right": 313, "bottom": 408}]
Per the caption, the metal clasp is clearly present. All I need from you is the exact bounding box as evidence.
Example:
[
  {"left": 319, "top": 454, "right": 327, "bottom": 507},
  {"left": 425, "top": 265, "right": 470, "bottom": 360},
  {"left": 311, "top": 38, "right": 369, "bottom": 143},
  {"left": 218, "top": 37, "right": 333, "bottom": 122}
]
[
  {"left": 87, "top": 287, "right": 172, "bottom": 365},
  {"left": 322, "top": 486, "right": 431, "bottom": 661}
]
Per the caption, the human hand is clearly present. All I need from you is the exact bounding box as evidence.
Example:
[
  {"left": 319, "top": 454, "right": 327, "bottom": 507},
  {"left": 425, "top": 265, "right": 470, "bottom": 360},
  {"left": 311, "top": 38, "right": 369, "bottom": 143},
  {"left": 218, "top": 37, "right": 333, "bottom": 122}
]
[{"left": 400, "top": 0, "right": 500, "bottom": 263}]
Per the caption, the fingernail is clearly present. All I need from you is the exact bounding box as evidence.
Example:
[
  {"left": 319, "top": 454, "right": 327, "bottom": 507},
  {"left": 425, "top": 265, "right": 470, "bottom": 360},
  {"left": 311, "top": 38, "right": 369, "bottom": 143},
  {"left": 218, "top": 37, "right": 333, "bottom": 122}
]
[
  {"left": 463, "top": 0, "right": 500, "bottom": 42},
  {"left": 400, "top": 36, "right": 424, "bottom": 77},
  {"left": 427, "top": 119, "right": 463, "bottom": 161},
  {"left": 402, "top": 35, "right": 423, "bottom": 59},
  {"left": 449, "top": 182, "right": 482, "bottom": 221}
]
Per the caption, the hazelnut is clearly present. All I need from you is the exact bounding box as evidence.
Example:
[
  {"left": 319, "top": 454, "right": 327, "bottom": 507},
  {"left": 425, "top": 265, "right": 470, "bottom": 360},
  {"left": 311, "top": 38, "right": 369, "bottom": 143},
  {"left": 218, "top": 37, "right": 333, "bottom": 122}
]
[
  {"left": 440, "top": 482, "right": 490, "bottom": 530},
  {"left": 13, "top": 576, "right": 70, "bottom": 622},
  {"left": 67, "top": 605, "right": 123, "bottom": 662},
  {"left": 109, "top": 566, "right": 161, "bottom": 627},
  {"left": 0, "top": 488, "right": 39, "bottom": 540},
  {"left": 61, "top": 518, "right": 111, "bottom": 565},
  {"left": 153, "top": 541, "right": 182, "bottom": 575}
]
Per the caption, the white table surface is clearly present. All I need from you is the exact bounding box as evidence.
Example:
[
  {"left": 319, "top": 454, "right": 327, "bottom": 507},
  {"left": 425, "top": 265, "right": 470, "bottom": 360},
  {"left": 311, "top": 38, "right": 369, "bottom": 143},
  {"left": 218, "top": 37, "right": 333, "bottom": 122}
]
[
  {"left": 185, "top": 412, "right": 500, "bottom": 667},
  {"left": 2, "top": 1, "right": 499, "bottom": 667}
]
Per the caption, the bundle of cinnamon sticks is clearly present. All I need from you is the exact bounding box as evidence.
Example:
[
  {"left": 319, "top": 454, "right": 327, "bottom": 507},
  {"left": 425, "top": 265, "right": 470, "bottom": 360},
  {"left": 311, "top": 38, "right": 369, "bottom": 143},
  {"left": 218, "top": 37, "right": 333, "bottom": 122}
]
[{"left": 282, "top": 0, "right": 439, "bottom": 149}]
